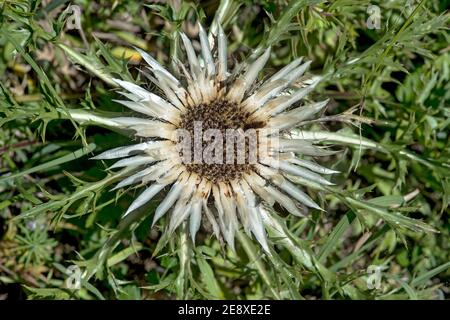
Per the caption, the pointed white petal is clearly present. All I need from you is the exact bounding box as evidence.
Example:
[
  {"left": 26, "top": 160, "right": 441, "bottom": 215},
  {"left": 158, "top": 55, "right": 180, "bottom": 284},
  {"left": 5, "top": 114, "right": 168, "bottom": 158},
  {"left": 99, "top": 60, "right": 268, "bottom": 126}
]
[
  {"left": 281, "top": 161, "right": 334, "bottom": 186},
  {"left": 217, "top": 25, "right": 228, "bottom": 80},
  {"left": 213, "top": 184, "right": 235, "bottom": 251},
  {"left": 256, "top": 164, "right": 323, "bottom": 210},
  {"left": 196, "top": 77, "right": 216, "bottom": 104},
  {"left": 168, "top": 200, "right": 192, "bottom": 235},
  {"left": 155, "top": 164, "right": 184, "bottom": 185},
  {"left": 212, "top": 185, "right": 225, "bottom": 227},
  {"left": 244, "top": 47, "right": 271, "bottom": 86},
  {"left": 124, "top": 183, "right": 166, "bottom": 216},
  {"left": 141, "top": 159, "right": 178, "bottom": 184},
  {"left": 266, "top": 185, "right": 305, "bottom": 217},
  {"left": 230, "top": 180, "right": 251, "bottom": 233},
  {"left": 130, "top": 123, "right": 176, "bottom": 140},
  {"left": 113, "top": 79, "right": 180, "bottom": 117},
  {"left": 234, "top": 180, "right": 255, "bottom": 235},
  {"left": 288, "top": 158, "right": 339, "bottom": 175},
  {"left": 227, "top": 47, "right": 271, "bottom": 103},
  {"left": 276, "top": 139, "right": 339, "bottom": 156},
  {"left": 247, "top": 95, "right": 290, "bottom": 123},
  {"left": 111, "top": 166, "right": 156, "bottom": 191},
  {"left": 243, "top": 79, "right": 287, "bottom": 112},
  {"left": 249, "top": 183, "right": 275, "bottom": 205},
  {"left": 189, "top": 200, "right": 202, "bottom": 242},
  {"left": 219, "top": 183, "right": 238, "bottom": 233},
  {"left": 91, "top": 142, "right": 153, "bottom": 160},
  {"left": 152, "top": 174, "right": 188, "bottom": 226},
  {"left": 261, "top": 158, "right": 334, "bottom": 186},
  {"left": 113, "top": 79, "right": 154, "bottom": 100},
  {"left": 175, "top": 58, "right": 202, "bottom": 105},
  {"left": 239, "top": 179, "right": 269, "bottom": 253},
  {"left": 244, "top": 173, "right": 274, "bottom": 204},
  {"left": 111, "top": 116, "right": 176, "bottom": 140},
  {"left": 267, "top": 76, "right": 321, "bottom": 116},
  {"left": 202, "top": 199, "right": 222, "bottom": 242},
  {"left": 168, "top": 175, "right": 198, "bottom": 234},
  {"left": 255, "top": 163, "right": 285, "bottom": 185},
  {"left": 198, "top": 23, "right": 215, "bottom": 76},
  {"left": 117, "top": 91, "right": 141, "bottom": 102},
  {"left": 250, "top": 206, "right": 270, "bottom": 253},
  {"left": 134, "top": 47, "right": 180, "bottom": 85},
  {"left": 251, "top": 76, "right": 322, "bottom": 121},
  {"left": 297, "top": 98, "right": 330, "bottom": 119},
  {"left": 113, "top": 99, "right": 161, "bottom": 118},
  {"left": 144, "top": 70, "right": 185, "bottom": 110},
  {"left": 244, "top": 172, "right": 304, "bottom": 216},
  {"left": 284, "top": 60, "right": 312, "bottom": 82},
  {"left": 112, "top": 117, "right": 159, "bottom": 127},
  {"left": 267, "top": 99, "right": 329, "bottom": 130},
  {"left": 278, "top": 179, "right": 322, "bottom": 210},
  {"left": 268, "top": 57, "right": 303, "bottom": 82},
  {"left": 109, "top": 155, "right": 154, "bottom": 169},
  {"left": 246, "top": 61, "right": 313, "bottom": 114},
  {"left": 180, "top": 32, "right": 201, "bottom": 79}
]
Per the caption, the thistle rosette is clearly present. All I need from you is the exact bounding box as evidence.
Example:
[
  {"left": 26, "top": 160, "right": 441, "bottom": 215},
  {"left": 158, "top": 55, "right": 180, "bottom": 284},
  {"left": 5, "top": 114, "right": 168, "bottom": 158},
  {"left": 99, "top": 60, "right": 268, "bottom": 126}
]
[{"left": 91, "top": 24, "right": 339, "bottom": 251}]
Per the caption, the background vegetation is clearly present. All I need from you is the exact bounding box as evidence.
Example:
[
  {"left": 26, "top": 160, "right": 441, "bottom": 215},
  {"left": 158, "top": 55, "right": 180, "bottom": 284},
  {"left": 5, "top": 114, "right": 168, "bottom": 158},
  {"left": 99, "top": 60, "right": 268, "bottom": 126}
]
[{"left": 0, "top": 0, "right": 449, "bottom": 300}]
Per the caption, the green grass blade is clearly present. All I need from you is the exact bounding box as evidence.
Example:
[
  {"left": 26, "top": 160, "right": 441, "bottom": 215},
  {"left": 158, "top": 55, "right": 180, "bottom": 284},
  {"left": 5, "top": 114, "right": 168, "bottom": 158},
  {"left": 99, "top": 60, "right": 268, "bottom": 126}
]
[
  {"left": 318, "top": 211, "right": 356, "bottom": 263},
  {"left": 411, "top": 261, "right": 450, "bottom": 288},
  {"left": 0, "top": 143, "right": 96, "bottom": 184}
]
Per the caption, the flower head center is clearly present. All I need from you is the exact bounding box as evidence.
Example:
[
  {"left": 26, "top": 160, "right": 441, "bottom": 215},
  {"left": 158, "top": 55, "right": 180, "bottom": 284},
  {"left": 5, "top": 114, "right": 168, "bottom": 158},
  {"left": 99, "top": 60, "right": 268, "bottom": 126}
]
[{"left": 177, "top": 99, "right": 265, "bottom": 182}]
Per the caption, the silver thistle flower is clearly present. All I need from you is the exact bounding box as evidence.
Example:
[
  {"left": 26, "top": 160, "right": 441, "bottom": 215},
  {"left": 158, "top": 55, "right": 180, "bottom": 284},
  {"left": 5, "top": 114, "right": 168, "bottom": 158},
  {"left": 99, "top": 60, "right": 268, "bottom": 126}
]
[{"left": 92, "top": 24, "right": 339, "bottom": 252}]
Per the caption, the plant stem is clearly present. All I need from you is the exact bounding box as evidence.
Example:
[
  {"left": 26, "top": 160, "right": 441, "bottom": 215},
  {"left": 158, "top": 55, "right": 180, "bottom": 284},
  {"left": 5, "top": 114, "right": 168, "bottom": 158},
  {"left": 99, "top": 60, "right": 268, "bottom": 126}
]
[
  {"left": 236, "top": 231, "right": 281, "bottom": 299},
  {"left": 175, "top": 223, "right": 190, "bottom": 299}
]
